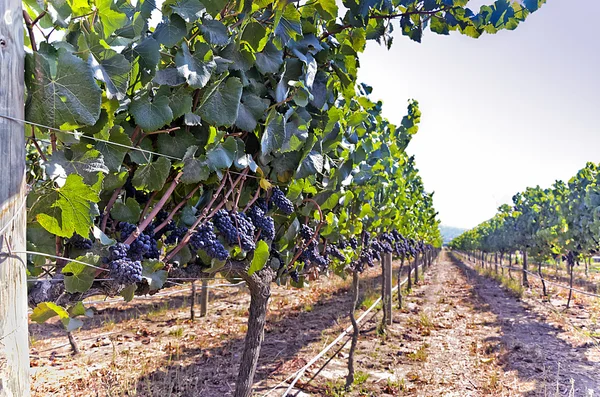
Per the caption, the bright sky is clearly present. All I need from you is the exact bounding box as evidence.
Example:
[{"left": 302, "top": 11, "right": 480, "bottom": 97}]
[{"left": 358, "top": 0, "right": 600, "bottom": 229}]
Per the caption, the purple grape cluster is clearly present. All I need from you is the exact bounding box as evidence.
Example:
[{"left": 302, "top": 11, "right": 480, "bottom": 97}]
[
  {"left": 247, "top": 206, "right": 275, "bottom": 241},
  {"left": 109, "top": 258, "right": 143, "bottom": 285},
  {"left": 109, "top": 243, "right": 130, "bottom": 261},
  {"left": 189, "top": 221, "right": 229, "bottom": 260},
  {"left": 349, "top": 237, "right": 358, "bottom": 250},
  {"left": 231, "top": 212, "right": 256, "bottom": 251},
  {"left": 69, "top": 234, "right": 93, "bottom": 250},
  {"left": 165, "top": 226, "right": 188, "bottom": 245},
  {"left": 213, "top": 210, "right": 256, "bottom": 251},
  {"left": 129, "top": 233, "right": 152, "bottom": 261},
  {"left": 325, "top": 244, "right": 345, "bottom": 261},
  {"left": 271, "top": 187, "right": 294, "bottom": 214}
]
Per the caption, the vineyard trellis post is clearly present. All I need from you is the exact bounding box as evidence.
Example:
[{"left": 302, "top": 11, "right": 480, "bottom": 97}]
[
  {"left": 383, "top": 252, "right": 393, "bottom": 325},
  {"left": 200, "top": 279, "right": 209, "bottom": 317},
  {"left": 0, "top": 0, "right": 31, "bottom": 394}
]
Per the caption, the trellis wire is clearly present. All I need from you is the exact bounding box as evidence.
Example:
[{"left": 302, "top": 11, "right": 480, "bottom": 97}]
[
  {"left": 0, "top": 113, "right": 183, "bottom": 161},
  {"left": 1, "top": 113, "right": 269, "bottom": 182},
  {"left": 4, "top": 250, "right": 108, "bottom": 271}
]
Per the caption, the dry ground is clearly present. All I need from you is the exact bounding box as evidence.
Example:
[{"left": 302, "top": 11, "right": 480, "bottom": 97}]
[{"left": 30, "top": 251, "right": 600, "bottom": 396}]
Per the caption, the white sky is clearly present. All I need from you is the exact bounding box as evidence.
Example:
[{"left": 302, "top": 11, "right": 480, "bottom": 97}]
[{"left": 358, "top": 0, "right": 600, "bottom": 229}]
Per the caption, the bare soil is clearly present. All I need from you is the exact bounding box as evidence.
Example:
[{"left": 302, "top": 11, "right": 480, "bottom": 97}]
[{"left": 29, "top": 252, "right": 600, "bottom": 396}]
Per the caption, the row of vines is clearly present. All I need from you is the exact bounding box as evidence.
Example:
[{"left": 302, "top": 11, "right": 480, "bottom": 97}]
[
  {"left": 13, "top": 0, "right": 545, "bottom": 395},
  {"left": 450, "top": 162, "right": 600, "bottom": 308}
]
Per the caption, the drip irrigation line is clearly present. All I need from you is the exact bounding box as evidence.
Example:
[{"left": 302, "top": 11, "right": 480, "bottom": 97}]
[{"left": 262, "top": 263, "right": 426, "bottom": 397}]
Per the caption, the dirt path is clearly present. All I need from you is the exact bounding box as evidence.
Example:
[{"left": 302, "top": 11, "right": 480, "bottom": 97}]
[{"left": 289, "top": 251, "right": 600, "bottom": 396}]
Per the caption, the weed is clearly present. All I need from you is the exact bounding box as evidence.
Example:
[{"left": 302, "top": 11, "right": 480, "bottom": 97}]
[
  {"left": 407, "top": 343, "right": 429, "bottom": 362},
  {"left": 353, "top": 371, "right": 370, "bottom": 385},
  {"left": 168, "top": 327, "right": 184, "bottom": 337}
]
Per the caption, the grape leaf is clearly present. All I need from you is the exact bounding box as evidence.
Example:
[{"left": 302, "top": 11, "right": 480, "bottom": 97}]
[
  {"left": 44, "top": 147, "right": 109, "bottom": 187},
  {"left": 93, "top": 126, "right": 132, "bottom": 172},
  {"left": 36, "top": 174, "right": 102, "bottom": 238},
  {"left": 111, "top": 197, "right": 142, "bottom": 223},
  {"left": 175, "top": 42, "right": 216, "bottom": 89},
  {"left": 169, "top": 0, "right": 205, "bottom": 22},
  {"left": 198, "top": 77, "right": 243, "bottom": 127},
  {"left": 249, "top": 240, "right": 269, "bottom": 275},
  {"left": 153, "top": 14, "right": 188, "bottom": 47},
  {"left": 130, "top": 94, "right": 174, "bottom": 131},
  {"left": 26, "top": 46, "right": 102, "bottom": 128},
  {"left": 61, "top": 254, "right": 100, "bottom": 293},
  {"left": 97, "top": 0, "right": 128, "bottom": 37},
  {"left": 200, "top": 18, "right": 229, "bottom": 46},
  {"left": 132, "top": 157, "right": 172, "bottom": 191}
]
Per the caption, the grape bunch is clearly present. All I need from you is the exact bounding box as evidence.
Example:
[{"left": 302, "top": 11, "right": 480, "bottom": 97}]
[
  {"left": 300, "top": 225, "right": 314, "bottom": 240},
  {"left": 325, "top": 244, "right": 345, "bottom": 261},
  {"left": 189, "top": 221, "right": 229, "bottom": 260},
  {"left": 152, "top": 210, "right": 175, "bottom": 239},
  {"left": 213, "top": 210, "right": 239, "bottom": 245},
  {"left": 69, "top": 234, "right": 93, "bottom": 250},
  {"left": 118, "top": 222, "right": 137, "bottom": 242},
  {"left": 213, "top": 210, "right": 256, "bottom": 251},
  {"left": 231, "top": 212, "right": 256, "bottom": 251},
  {"left": 271, "top": 187, "right": 294, "bottom": 214},
  {"left": 360, "top": 249, "right": 375, "bottom": 268},
  {"left": 109, "top": 243, "right": 129, "bottom": 261},
  {"left": 247, "top": 206, "right": 275, "bottom": 241},
  {"left": 109, "top": 258, "right": 143, "bottom": 285},
  {"left": 165, "top": 226, "right": 188, "bottom": 245},
  {"left": 129, "top": 233, "right": 153, "bottom": 261},
  {"left": 349, "top": 237, "right": 358, "bottom": 250}
]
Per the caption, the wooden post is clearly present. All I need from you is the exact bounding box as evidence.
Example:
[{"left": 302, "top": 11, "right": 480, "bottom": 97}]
[
  {"left": 190, "top": 281, "right": 196, "bottom": 320},
  {"left": 200, "top": 279, "right": 209, "bottom": 317},
  {"left": 0, "top": 1, "right": 30, "bottom": 395},
  {"left": 383, "top": 252, "right": 392, "bottom": 325},
  {"left": 414, "top": 252, "right": 419, "bottom": 285}
]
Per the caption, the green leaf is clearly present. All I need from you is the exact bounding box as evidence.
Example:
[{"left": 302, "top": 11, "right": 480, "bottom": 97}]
[
  {"left": 142, "top": 260, "right": 168, "bottom": 291},
  {"left": 249, "top": 240, "right": 269, "bottom": 275},
  {"left": 26, "top": 47, "right": 102, "bottom": 128},
  {"left": 61, "top": 254, "right": 100, "bottom": 293},
  {"left": 97, "top": 0, "right": 129, "bottom": 37},
  {"left": 130, "top": 37, "right": 160, "bottom": 84},
  {"left": 235, "top": 93, "right": 269, "bottom": 132},
  {"left": 153, "top": 14, "right": 188, "bottom": 47},
  {"left": 63, "top": 317, "right": 84, "bottom": 332},
  {"left": 36, "top": 174, "right": 101, "bottom": 238},
  {"left": 175, "top": 42, "right": 216, "bottom": 89},
  {"left": 67, "top": 301, "right": 93, "bottom": 318},
  {"left": 241, "top": 22, "right": 268, "bottom": 52},
  {"left": 157, "top": 130, "right": 199, "bottom": 159},
  {"left": 120, "top": 284, "right": 137, "bottom": 302},
  {"left": 86, "top": 39, "right": 130, "bottom": 100},
  {"left": 31, "top": 302, "right": 69, "bottom": 323},
  {"left": 111, "top": 197, "right": 142, "bottom": 223},
  {"left": 315, "top": 0, "right": 337, "bottom": 19},
  {"left": 132, "top": 157, "right": 172, "bottom": 191},
  {"left": 130, "top": 94, "right": 174, "bottom": 131},
  {"left": 206, "top": 137, "right": 237, "bottom": 170},
  {"left": 94, "top": 126, "right": 132, "bottom": 172},
  {"left": 169, "top": 0, "right": 206, "bottom": 22},
  {"left": 200, "top": 18, "right": 229, "bottom": 46},
  {"left": 44, "top": 147, "right": 108, "bottom": 187},
  {"left": 181, "top": 146, "right": 210, "bottom": 184},
  {"left": 168, "top": 87, "right": 194, "bottom": 118},
  {"left": 154, "top": 68, "right": 186, "bottom": 86},
  {"left": 295, "top": 151, "right": 323, "bottom": 179},
  {"left": 273, "top": 4, "right": 302, "bottom": 47},
  {"left": 198, "top": 77, "right": 243, "bottom": 127},
  {"left": 260, "top": 110, "right": 284, "bottom": 159},
  {"left": 254, "top": 41, "right": 284, "bottom": 74}
]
